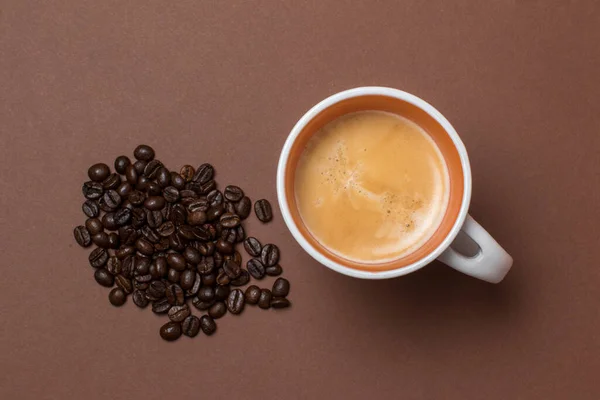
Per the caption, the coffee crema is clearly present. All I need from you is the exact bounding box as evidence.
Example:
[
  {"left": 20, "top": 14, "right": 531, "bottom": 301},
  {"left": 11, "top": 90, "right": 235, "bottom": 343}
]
[{"left": 294, "top": 111, "right": 450, "bottom": 264}]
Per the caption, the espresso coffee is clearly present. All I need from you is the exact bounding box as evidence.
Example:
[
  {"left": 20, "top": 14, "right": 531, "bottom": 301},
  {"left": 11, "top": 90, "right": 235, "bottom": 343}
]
[{"left": 295, "top": 111, "right": 450, "bottom": 263}]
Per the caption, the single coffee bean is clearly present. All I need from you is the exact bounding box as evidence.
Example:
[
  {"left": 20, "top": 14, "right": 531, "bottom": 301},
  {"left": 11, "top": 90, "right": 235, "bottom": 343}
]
[
  {"left": 216, "top": 271, "right": 230, "bottom": 286},
  {"left": 272, "top": 277, "right": 290, "bottom": 297},
  {"left": 74, "top": 225, "right": 91, "bottom": 247},
  {"left": 182, "top": 246, "right": 201, "bottom": 265},
  {"left": 225, "top": 201, "right": 236, "bottom": 214},
  {"left": 119, "top": 225, "right": 138, "bottom": 245},
  {"left": 202, "top": 223, "right": 217, "bottom": 240},
  {"left": 192, "top": 297, "right": 214, "bottom": 311},
  {"left": 131, "top": 208, "right": 147, "bottom": 229},
  {"left": 169, "top": 172, "right": 185, "bottom": 190},
  {"left": 221, "top": 228, "right": 237, "bottom": 244},
  {"left": 82, "top": 200, "right": 99, "bottom": 218},
  {"left": 135, "top": 237, "right": 154, "bottom": 256},
  {"left": 168, "top": 304, "right": 191, "bottom": 322},
  {"left": 116, "top": 182, "right": 133, "bottom": 198},
  {"left": 136, "top": 176, "right": 151, "bottom": 191},
  {"left": 152, "top": 297, "right": 171, "bottom": 314},
  {"left": 148, "top": 182, "right": 162, "bottom": 196},
  {"left": 177, "top": 225, "right": 196, "bottom": 240},
  {"left": 227, "top": 289, "right": 245, "bottom": 314},
  {"left": 208, "top": 302, "right": 227, "bottom": 319},
  {"left": 214, "top": 285, "right": 230, "bottom": 301},
  {"left": 271, "top": 297, "right": 291, "bottom": 309},
  {"left": 187, "top": 210, "right": 207, "bottom": 226},
  {"left": 203, "top": 272, "right": 217, "bottom": 286},
  {"left": 254, "top": 199, "right": 273, "bottom": 222},
  {"left": 135, "top": 256, "right": 151, "bottom": 275},
  {"left": 266, "top": 264, "right": 283, "bottom": 276},
  {"left": 85, "top": 218, "right": 104, "bottom": 235},
  {"left": 224, "top": 251, "right": 242, "bottom": 266},
  {"left": 144, "top": 196, "right": 165, "bottom": 211},
  {"left": 230, "top": 270, "right": 250, "bottom": 286},
  {"left": 234, "top": 225, "right": 245, "bottom": 243},
  {"left": 167, "top": 268, "right": 181, "bottom": 283},
  {"left": 260, "top": 244, "right": 280, "bottom": 267},
  {"left": 216, "top": 239, "right": 233, "bottom": 254},
  {"left": 199, "top": 180, "right": 216, "bottom": 195},
  {"left": 83, "top": 181, "right": 103, "bottom": 200},
  {"left": 102, "top": 190, "right": 121, "bottom": 209},
  {"left": 125, "top": 165, "right": 138, "bottom": 186},
  {"left": 115, "top": 246, "right": 135, "bottom": 260},
  {"left": 143, "top": 159, "right": 163, "bottom": 179},
  {"left": 199, "top": 315, "right": 217, "bottom": 335},
  {"left": 159, "top": 321, "right": 182, "bottom": 341},
  {"left": 121, "top": 257, "right": 134, "bottom": 278},
  {"left": 88, "top": 163, "right": 111, "bottom": 182},
  {"left": 115, "top": 275, "right": 133, "bottom": 294},
  {"left": 166, "top": 284, "right": 185, "bottom": 305},
  {"left": 197, "top": 241, "right": 215, "bottom": 256},
  {"left": 146, "top": 209, "right": 163, "bottom": 228},
  {"left": 134, "top": 161, "right": 147, "bottom": 175},
  {"left": 101, "top": 213, "right": 118, "bottom": 231},
  {"left": 94, "top": 268, "right": 114, "bottom": 287},
  {"left": 247, "top": 258, "right": 265, "bottom": 279},
  {"left": 156, "top": 167, "right": 171, "bottom": 188},
  {"left": 182, "top": 315, "right": 201, "bottom": 337},
  {"left": 155, "top": 221, "right": 174, "bottom": 237},
  {"left": 223, "top": 259, "right": 241, "bottom": 279},
  {"left": 97, "top": 196, "right": 114, "bottom": 213},
  {"left": 114, "top": 155, "right": 131, "bottom": 174},
  {"left": 167, "top": 253, "right": 187, "bottom": 271},
  {"left": 92, "top": 232, "right": 110, "bottom": 248},
  {"left": 258, "top": 289, "right": 272, "bottom": 309},
  {"left": 149, "top": 258, "right": 168, "bottom": 279},
  {"left": 207, "top": 190, "right": 223, "bottom": 207},
  {"left": 180, "top": 165, "right": 195, "bottom": 182},
  {"left": 108, "top": 232, "right": 120, "bottom": 249},
  {"left": 243, "top": 237, "right": 262, "bottom": 257},
  {"left": 206, "top": 204, "right": 224, "bottom": 221},
  {"left": 106, "top": 256, "right": 122, "bottom": 275},
  {"left": 244, "top": 285, "right": 261, "bottom": 305},
  {"left": 109, "top": 287, "right": 127, "bottom": 306},
  {"left": 179, "top": 269, "right": 195, "bottom": 290},
  {"left": 132, "top": 290, "right": 149, "bottom": 308},
  {"left": 169, "top": 204, "right": 187, "bottom": 225},
  {"left": 102, "top": 173, "right": 121, "bottom": 190},
  {"left": 234, "top": 196, "right": 251, "bottom": 219},
  {"left": 114, "top": 208, "right": 132, "bottom": 226},
  {"left": 198, "top": 286, "right": 215, "bottom": 302},
  {"left": 220, "top": 212, "right": 240, "bottom": 228},
  {"left": 186, "top": 272, "right": 202, "bottom": 296},
  {"left": 192, "top": 163, "right": 214, "bottom": 184},
  {"left": 127, "top": 190, "right": 144, "bottom": 207},
  {"left": 89, "top": 247, "right": 109, "bottom": 267},
  {"left": 147, "top": 280, "right": 167, "bottom": 300},
  {"left": 188, "top": 198, "right": 209, "bottom": 213},
  {"left": 168, "top": 233, "right": 186, "bottom": 252},
  {"left": 162, "top": 186, "right": 179, "bottom": 203},
  {"left": 224, "top": 185, "right": 244, "bottom": 202},
  {"left": 213, "top": 252, "right": 224, "bottom": 269},
  {"left": 134, "top": 144, "right": 155, "bottom": 161}
]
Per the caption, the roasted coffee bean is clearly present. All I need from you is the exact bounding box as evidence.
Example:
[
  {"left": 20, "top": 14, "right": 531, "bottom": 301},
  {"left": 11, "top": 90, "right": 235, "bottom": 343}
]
[
  {"left": 206, "top": 205, "right": 224, "bottom": 222},
  {"left": 135, "top": 274, "right": 152, "bottom": 285},
  {"left": 186, "top": 272, "right": 202, "bottom": 296},
  {"left": 115, "top": 275, "right": 133, "bottom": 294},
  {"left": 134, "top": 160, "right": 148, "bottom": 175},
  {"left": 180, "top": 165, "right": 195, "bottom": 182},
  {"left": 134, "top": 280, "right": 149, "bottom": 291},
  {"left": 132, "top": 290, "right": 149, "bottom": 308},
  {"left": 74, "top": 225, "right": 91, "bottom": 247},
  {"left": 119, "top": 225, "right": 138, "bottom": 245},
  {"left": 207, "top": 190, "right": 223, "bottom": 208},
  {"left": 187, "top": 210, "right": 207, "bottom": 226},
  {"left": 260, "top": 244, "right": 280, "bottom": 267},
  {"left": 199, "top": 180, "right": 216, "bottom": 195},
  {"left": 128, "top": 190, "right": 145, "bottom": 207},
  {"left": 121, "top": 257, "right": 134, "bottom": 278},
  {"left": 180, "top": 189, "right": 197, "bottom": 199},
  {"left": 136, "top": 176, "right": 151, "bottom": 191},
  {"left": 192, "top": 163, "right": 214, "bottom": 184},
  {"left": 163, "top": 186, "right": 179, "bottom": 203},
  {"left": 197, "top": 241, "right": 215, "bottom": 256},
  {"left": 169, "top": 204, "right": 187, "bottom": 225},
  {"left": 177, "top": 225, "right": 197, "bottom": 240},
  {"left": 227, "top": 289, "right": 245, "bottom": 314},
  {"left": 166, "top": 284, "right": 185, "bottom": 305},
  {"left": 135, "top": 256, "right": 151, "bottom": 275},
  {"left": 136, "top": 237, "right": 154, "bottom": 256},
  {"left": 203, "top": 272, "right": 217, "bottom": 286},
  {"left": 208, "top": 302, "right": 227, "bottom": 319},
  {"left": 214, "top": 285, "right": 230, "bottom": 301},
  {"left": 114, "top": 155, "right": 131, "bottom": 174},
  {"left": 213, "top": 252, "right": 224, "bottom": 269},
  {"left": 225, "top": 201, "right": 236, "bottom": 214},
  {"left": 216, "top": 271, "right": 230, "bottom": 286},
  {"left": 89, "top": 247, "right": 109, "bottom": 268},
  {"left": 216, "top": 239, "right": 233, "bottom": 254},
  {"left": 198, "top": 286, "right": 215, "bottom": 302},
  {"left": 156, "top": 167, "right": 171, "bottom": 188},
  {"left": 153, "top": 297, "right": 171, "bottom": 314},
  {"left": 102, "top": 173, "right": 121, "bottom": 190},
  {"left": 134, "top": 144, "right": 155, "bottom": 161},
  {"left": 179, "top": 269, "right": 195, "bottom": 290},
  {"left": 106, "top": 256, "right": 122, "bottom": 275},
  {"left": 144, "top": 196, "right": 165, "bottom": 211},
  {"left": 147, "top": 182, "right": 162, "bottom": 196},
  {"left": 97, "top": 196, "right": 115, "bottom": 213},
  {"left": 108, "top": 232, "right": 120, "bottom": 249},
  {"left": 102, "top": 190, "right": 121, "bottom": 209},
  {"left": 220, "top": 228, "right": 236, "bottom": 244},
  {"left": 203, "top": 223, "right": 218, "bottom": 240},
  {"left": 115, "top": 245, "right": 135, "bottom": 260},
  {"left": 182, "top": 246, "right": 201, "bottom": 265},
  {"left": 258, "top": 289, "right": 272, "bottom": 309},
  {"left": 88, "top": 163, "right": 111, "bottom": 182},
  {"left": 224, "top": 251, "right": 242, "bottom": 266},
  {"left": 155, "top": 221, "right": 174, "bottom": 237},
  {"left": 167, "top": 268, "right": 181, "bottom": 283},
  {"left": 160, "top": 321, "right": 182, "bottom": 341},
  {"left": 168, "top": 233, "right": 185, "bottom": 252},
  {"left": 244, "top": 285, "right": 261, "bottom": 305},
  {"left": 230, "top": 270, "right": 250, "bottom": 286},
  {"left": 109, "top": 287, "right": 127, "bottom": 306},
  {"left": 149, "top": 258, "right": 168, "bottom": 279},
  {"left": 188, "top": 198, "right": 209, "bottom": 213},
  {"left": 234, "top": 225, "right": 245, "bottom": 243},
  {"left": 101, "top": 213, "right": 118, "bottom": 231},
  {"left": 199, "top": 315, "right": 217, "bottom": 335},
  {"left": 125, "top": 164, "right": 138, "bottom": 185},
  {"left": 146, "top": 209, "right": 163, "bottom": 228},
  {"left": 82, "top": 200, "right": 99, "bottom": 218},
  {"left": 147, "top": 280, "right": 166, "bottom": 300},
  {"left": 168, "top": 304, "right": 191, "bottom": 322},
  {"left": 166, "top": 253, "right": 186, "bottom": 271},
  {"left": 83, "top": 181, "right": 103, "bottom": 200},
  {"left": 272, "top": 278, "right": 290, "bottom": 297},
  {"left": 182, "top": 315, "right": 201, "bottom": 337},
  {"left": 192, "top": 296, "right": 214, "bottom": 311},
  {"left": 86, "top": 218, "right": 104, "bottom": 235},
  {"left": 220, "top": 212, "right": 240, "bottom": 228},
  {"left": 143, "top": 159, "right": 163, "bottom": 179},
  {"left": 116, "top": 181, "right": 132, "bottom": 198},
  {"left": 224, "top": 185, "right": 244, "bottom": 202},
  {"left": 94, "top": 268, "right": 114, "bottom": 287},
  {"left": 169, "top": 172, "right": 185, "bottom": 190},
  {"left": 254, "top": 199, "right": 273, "bottom": 222},
  {"left": 271, "top": 297, "right": 291, "bottom": 309},
  {"left": 223, "top": 259, "right": 241, "bottom": 279},
  {"left": 243, "top": 237, "right": 262, "bottom": 257},
  {"left": 247, "top": 258, "right": 266, "bottom": 279},
  {"left": 114, "top": 208, "right": 132, "bottom": 226},
  {"left": 234, "top": 196, "right": 251, "bottom": 219},
  {"left": 92, "top": 232, "right": 110, "bottom": 248}
]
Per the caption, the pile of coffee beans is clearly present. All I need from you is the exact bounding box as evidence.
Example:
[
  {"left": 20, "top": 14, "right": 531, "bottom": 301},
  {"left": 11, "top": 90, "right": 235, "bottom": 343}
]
[{"left": 74, "top": 144, "right": 291, "bottom": 341}]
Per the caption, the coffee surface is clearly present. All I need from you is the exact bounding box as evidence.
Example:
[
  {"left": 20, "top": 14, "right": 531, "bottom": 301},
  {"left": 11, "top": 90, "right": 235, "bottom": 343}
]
[{"left": 295, "top": 111, "right": 450, "bottom": 263}]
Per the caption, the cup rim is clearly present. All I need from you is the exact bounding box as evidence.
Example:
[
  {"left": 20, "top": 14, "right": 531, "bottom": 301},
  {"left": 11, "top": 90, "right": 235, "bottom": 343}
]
[{"left": 276, "top": 86, "right": 472, "bottom": 279}]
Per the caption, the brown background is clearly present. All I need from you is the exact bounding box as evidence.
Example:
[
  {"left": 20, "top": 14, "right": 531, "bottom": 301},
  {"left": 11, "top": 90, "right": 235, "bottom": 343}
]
[{"left": 1, "top": 1, "right": 599, "bottom": 399}]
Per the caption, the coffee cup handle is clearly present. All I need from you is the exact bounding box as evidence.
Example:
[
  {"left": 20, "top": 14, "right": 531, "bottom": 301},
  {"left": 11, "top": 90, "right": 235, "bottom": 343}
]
[{"left": 437, "top": 214, "right": 513, "bottom": 283}]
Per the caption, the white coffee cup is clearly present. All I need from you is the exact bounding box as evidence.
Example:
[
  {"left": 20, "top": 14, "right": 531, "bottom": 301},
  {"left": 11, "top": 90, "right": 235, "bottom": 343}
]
[{"left": 276, "top": 87, "right": 512, "bottom": 283}]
